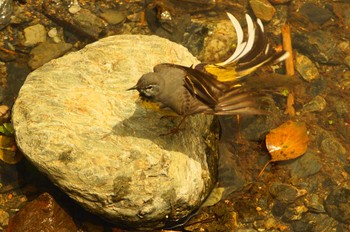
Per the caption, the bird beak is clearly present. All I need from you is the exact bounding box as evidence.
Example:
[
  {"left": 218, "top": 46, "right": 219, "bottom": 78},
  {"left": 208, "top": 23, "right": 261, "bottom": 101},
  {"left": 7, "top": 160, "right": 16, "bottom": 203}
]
[{"left": 127, "top": 85, "right": 138, "bottom": 91}]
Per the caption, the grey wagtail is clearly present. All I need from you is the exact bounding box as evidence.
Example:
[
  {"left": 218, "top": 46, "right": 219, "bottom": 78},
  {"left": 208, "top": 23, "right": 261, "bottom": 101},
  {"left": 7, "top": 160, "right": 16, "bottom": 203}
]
[{"left": 128, "top": 13, "right": 289, "bottom": 133}]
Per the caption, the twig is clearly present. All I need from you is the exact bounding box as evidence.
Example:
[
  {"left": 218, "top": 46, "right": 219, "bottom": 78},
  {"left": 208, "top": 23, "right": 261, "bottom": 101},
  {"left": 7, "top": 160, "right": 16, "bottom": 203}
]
[{"left": 282, "top": 23, "right": 294, "bottom": 76}]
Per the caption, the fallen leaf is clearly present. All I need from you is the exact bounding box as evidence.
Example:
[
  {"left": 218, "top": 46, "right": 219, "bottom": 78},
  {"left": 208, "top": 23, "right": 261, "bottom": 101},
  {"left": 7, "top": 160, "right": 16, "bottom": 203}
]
[
  {"left": 0, "top": 135, "right": 22, "bottom": 164},
  {"left": 258, "top": 120, "right": 309, "bottom": 177}
]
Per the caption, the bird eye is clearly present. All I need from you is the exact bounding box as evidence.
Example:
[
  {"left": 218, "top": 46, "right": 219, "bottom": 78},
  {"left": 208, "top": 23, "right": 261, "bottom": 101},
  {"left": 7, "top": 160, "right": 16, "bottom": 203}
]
[{"left": 146, "top": 85, "right": 153, "bottom": 90}]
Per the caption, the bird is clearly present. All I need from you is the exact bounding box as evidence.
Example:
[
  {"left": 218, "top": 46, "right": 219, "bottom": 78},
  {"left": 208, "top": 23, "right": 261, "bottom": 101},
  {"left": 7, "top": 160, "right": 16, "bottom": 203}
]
[{"left": 128, "top": 13, "right": 289, "bottom": 133}]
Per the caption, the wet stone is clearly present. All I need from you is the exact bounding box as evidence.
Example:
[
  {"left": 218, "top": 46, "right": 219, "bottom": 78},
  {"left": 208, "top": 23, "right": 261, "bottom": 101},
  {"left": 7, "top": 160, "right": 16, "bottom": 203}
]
[
  {"left": 302, "top": 95, "right": 327, "bottom": 113},
  {"left": 300, "top": 3, "right": 333, "bottom": 25},
  {"left": 282, "top": 205, "right": 308, "bottom": 221},
  {"left": 6, "top": 192, "right": 78, "bottom": 231},
  {"left": 249, "top": 0, "right": 276, "bottom": 22},
  {"left": 290, "top": 151, "right": 322, "bottom": 178},
  {"left": 100, "top": 9, "right": 126, "bottom": 25},
  {"left": 320, "top": 137, "right": 347, "bottom": 161},
  {"left": 28, "top": 41, "right": 73, "bottom": 70},
  {"left": 269, "top": 182, "right": 307, "bottom": 204},
  {"left": 269, "top": 0, "right": 292, "bottom": 4},
  {"left": 293, "top": 30, "right": 341, "bottom": 64},
  {"left": 305, "top": 194, "right": 325, "bottom": 213},
  {"left": 42, "top": 2, "right": 106, "bottom": 40},
  {"left": 292, "top": 213, "right": 337, "bottom": 232},
  {"left": 0, "top": 209, "right": 9, "bottom": 228},
  {"left": 295, "top": 52, "right": 319, "bottom": 82},
  {"left": 23, "top": 24, "right": 47, "bottom": 47},
  {"left": 12, "top": 35, "right": 217, "bottom": 229},
  {"left": 324, "top": 187, "right": 350, "bottom": 224}
]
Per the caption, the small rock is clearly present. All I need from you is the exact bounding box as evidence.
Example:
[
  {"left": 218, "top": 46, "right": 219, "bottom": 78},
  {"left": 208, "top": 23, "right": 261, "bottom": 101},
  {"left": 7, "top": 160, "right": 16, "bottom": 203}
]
[
  {"left": 292, "top": 213, "right": 337, "bottom": 231},
  {"left": 28, "top": 41, "right": 73, "bottom": 69},
  {"left": 320, "top": 137, "right": 347, "bottom": 161},
  {"left": 0, "top": 0, "right": 12, "bottom": 30},
  {"left": 6, "top": 193, "right": 78, "bottom": 231},
  {"left": 269, "top": 0, "right": 292, "bottom": 4},
  {"left": 290, "top": 151, "right": 322, "bottom": 178},
  {"left": 300, "top": 3, "right": 333, "bottom": 25},
  {"left": 68, "top": 2, "right": 81, "bottom": 14},
  {"left": 295, "top": 52, "right": 319, "bottom": 82},
  {"left": 324, "top": 187, "right": 350, "bottom": 223},
  {"left": 282, "top": 205, "right": 308, "bottom": 221},
  {"left": 100, "top": 9, "right": 125, "bottom": 25},
  {"left": 0, "top": 209, "right": 9, "bottom": 227},
  {"left": 249, "top": 0, "right": 276, "bottom": 22},
  {"left": 48, "top": 28, "right": 58, "bottom": 38},
  {"left": 293, "top": 30, "right": 341, "bottom": 64},
  {"left": 23, "top": 24, "right": 47, "bottom": 46},
  {"left": 305, "top": 194, "right": 325, "bottom": 213},
  {"left": 302, "top": 95, "right": 327, "bottom": 112},
  {"left": 72, "top": 9, "right": 107, "bottom": 39},
  {"left": 269, "top": 183, "right": 307, "bottom": 204},
  {"left": 345, "top": 55, "right": 350, "bottom": 68},
  {"left": 0, "top": 105, "right": 10, "bottom": 121}
]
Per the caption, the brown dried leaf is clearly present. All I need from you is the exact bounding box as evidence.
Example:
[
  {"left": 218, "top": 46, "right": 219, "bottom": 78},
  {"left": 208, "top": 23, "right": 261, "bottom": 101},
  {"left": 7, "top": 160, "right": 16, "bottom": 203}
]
[{"left": 258, "top": 120, "right": 309, "bottom": 177}]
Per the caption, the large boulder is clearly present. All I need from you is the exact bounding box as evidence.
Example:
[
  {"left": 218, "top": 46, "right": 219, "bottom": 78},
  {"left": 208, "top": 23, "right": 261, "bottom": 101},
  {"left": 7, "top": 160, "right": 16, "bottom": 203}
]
[{"left": 12, "top": 35, "right": 218, "bottom": 229}]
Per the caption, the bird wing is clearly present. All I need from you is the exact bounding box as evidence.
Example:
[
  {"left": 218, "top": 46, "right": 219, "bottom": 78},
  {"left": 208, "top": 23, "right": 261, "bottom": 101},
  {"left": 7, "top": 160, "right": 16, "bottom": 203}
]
[
  {"left": 154, "top": 63, "right": 235, "bottom": 109},
  {"left": 202, "top": 13, "right": 289, "bottom": 82}
]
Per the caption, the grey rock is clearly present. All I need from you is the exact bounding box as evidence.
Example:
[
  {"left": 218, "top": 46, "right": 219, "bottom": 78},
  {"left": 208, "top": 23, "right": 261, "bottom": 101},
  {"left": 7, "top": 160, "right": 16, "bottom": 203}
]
[
  {"left": 249, "top": 0, "right": 276, "bottom": 22},
  {"left": 300, "top": 3, "right": 333, "bottom": 25},
  {"left": 100, "top": 10, "right": 125, "bottom": 25},
  {"left": 302, "top": 95, "right": 327, "bottom": 113},
  {"left": 295, "top": 52, "right": 319, "bottom": 82},
  {"left": 293, "top": 30, "right": 341, "bottom": 64},
  {"left": 42, "top": 2, "right": 106, "bottom": 40},
  {"left": 325, "top": 187, "right": 350, "bottom": 223},
  {"left": 23, "top": 24, "right": 47, "bottom": 46},
  {"left": 290, "top": 151, "right": 322, "bottom": 178},
  {"left": 28, "top": 41, "right": 73, "bottom": 70},
  {"left": 12, "top": 35, "right": 218, "bottom": 229},
  {"left": 320, "top": 137, "right": 347, "bottom": 161},
  {"left": 305, "top": 194, "right": 325, "bottom": 213},
  {"left": 0, "top": 0, "right": 12, "bottom": 30},
  {"left": 72, "top": 9, "right": 107, "bottom": 39},
  {"left": 345, "top": 55, "right": 350, "bottom": 68},
  {"left": 269, "top": 182, "right": 307, "bottom": 204}
]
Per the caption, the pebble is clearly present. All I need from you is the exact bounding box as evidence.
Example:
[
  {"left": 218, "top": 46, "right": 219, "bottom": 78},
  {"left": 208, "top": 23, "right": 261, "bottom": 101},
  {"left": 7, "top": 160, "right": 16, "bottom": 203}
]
[
  {"left": 300, "top": 3, "right": 333, "bottom": 25},
  {"left": 28, "top": 41, "right": 73, "bottom": 70},
  {"left": 293, "top": 30, "right": 341, "bottom": 64},
  {"left": 100, "top": 10, "right": 125, "bottom": 25},
  {"left": 295, "top": 52, "right": 319, "bottom": 82},
  {"left": 320, "top": 137, "right": 347, "bottom": 161},
  {"left": 282, "top": 205, "right": 308, "bottom": 221},
  {"left": 0, "top": 209, "right": 9, "bottom": 227},
  {"left": 290, "top": 151, "right": 322, "bottom": 178},
  {"left": 68, "top": 0, "right": 81, "bottom": 14},
  {"left": 269, "top": 182, "right": 307, "bottom": 204},
  {"left": 305, "top": 194, "right": 325, "bottom": 213},
  {"left": 345, "top": 55, "right": 350, "bottom": 68},
  {"left": 324, "top": 187, "right": 350, "bottom": 224},
  {"left": 47, "top": 28, "right": 58, "bottom": 38},
  {"left": 302, "top": 95, "right": 327, "bottom": 112},
  {"left": 6, "top": 193, "right": 78, "bottom": 231},
  {"left": 249, "top": 0, "right": 276, "bottom": 22},
  {"left": 23, "top": 24, "right": 47, "bottom": 46},
  {"left": 269, "top": 0, "right": 292, "bottom": 4}
]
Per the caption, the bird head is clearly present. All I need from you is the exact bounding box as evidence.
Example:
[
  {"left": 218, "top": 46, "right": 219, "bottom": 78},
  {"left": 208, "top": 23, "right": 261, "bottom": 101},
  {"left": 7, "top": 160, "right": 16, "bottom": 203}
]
[{"left": 127, "top": 73, "right": 162, "bottom": 100}]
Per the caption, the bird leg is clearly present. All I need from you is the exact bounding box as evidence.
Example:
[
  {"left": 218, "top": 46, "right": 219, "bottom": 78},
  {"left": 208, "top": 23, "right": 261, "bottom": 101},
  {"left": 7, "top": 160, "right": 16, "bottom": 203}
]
[{"left": 160, "top": 115, "right": 188, "bottom": 136}]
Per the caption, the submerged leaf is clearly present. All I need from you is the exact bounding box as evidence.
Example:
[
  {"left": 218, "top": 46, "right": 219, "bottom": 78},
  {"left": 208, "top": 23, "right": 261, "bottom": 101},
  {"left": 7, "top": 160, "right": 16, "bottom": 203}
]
[
  {"left": 258, "top": 120, "right": 309, "bottom": 177},
  {"left": 0, "top": 135, "right": 22, "bottom": 164}
]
